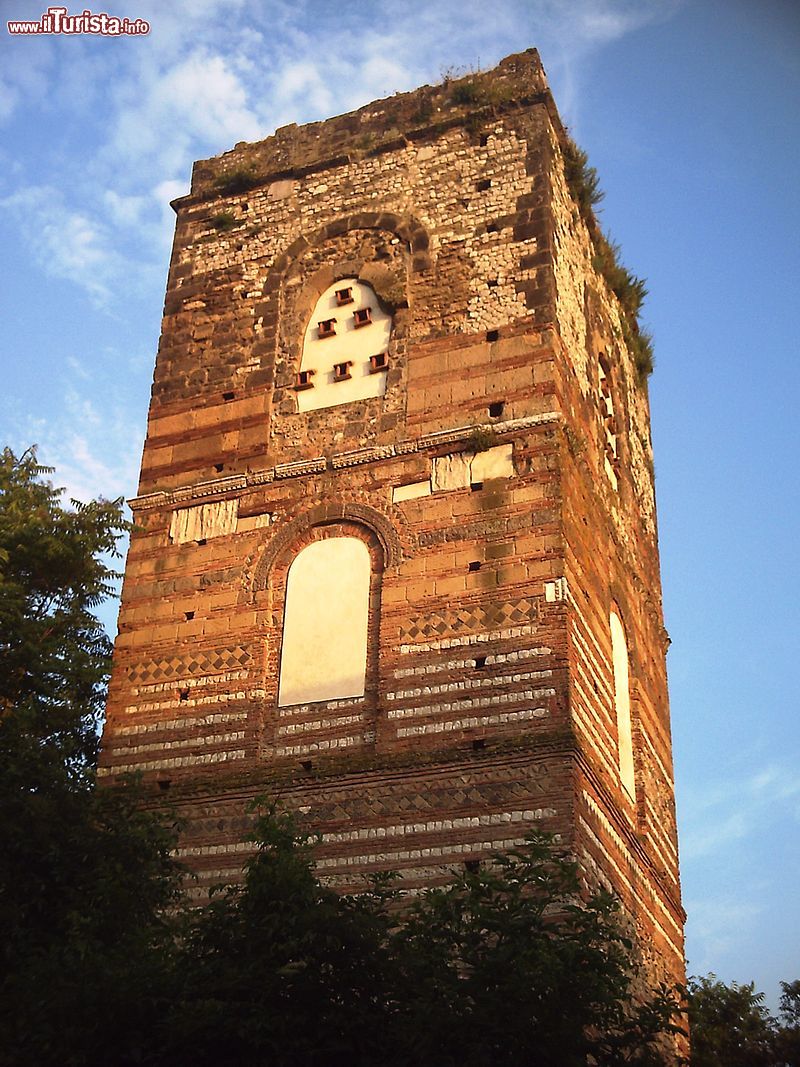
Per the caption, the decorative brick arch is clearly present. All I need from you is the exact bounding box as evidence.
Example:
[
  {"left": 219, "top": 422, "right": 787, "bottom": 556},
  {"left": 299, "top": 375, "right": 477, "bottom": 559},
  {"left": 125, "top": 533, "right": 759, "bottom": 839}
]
[
  {"left": 260, "top": 211, "right": 432, "bottom": 300},
  {"left": 249, "top": 500, "right": 403, "bottom": 598}
]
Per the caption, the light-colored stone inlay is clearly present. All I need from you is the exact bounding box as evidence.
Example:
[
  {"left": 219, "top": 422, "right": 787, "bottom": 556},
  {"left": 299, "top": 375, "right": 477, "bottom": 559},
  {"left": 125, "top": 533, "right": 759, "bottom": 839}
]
[
  {"left": 169, "top": 498, "right": 238, "bottom": 544},
  {"left": 392, "top": 479, "right": 432, "bottom": 502},
  {"left": 431, "top": 443, "right": 514, "bottom": 492}
]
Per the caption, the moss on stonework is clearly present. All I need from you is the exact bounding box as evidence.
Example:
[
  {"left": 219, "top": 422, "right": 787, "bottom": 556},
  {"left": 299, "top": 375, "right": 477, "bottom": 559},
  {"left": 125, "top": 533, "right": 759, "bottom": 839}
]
[
  {"left": 358, "top": 262, "right": 407, "bottom": 311},
  {"left": 563, "top": 136, "right": 655, "bottom": 382},
  {"left": 213, "top": 166, "right": 262, "bottom": 196},
  {"left": 210, "top": 211, "right": 237, "bottom": 232},
  {"left": 467, "top": 426, "right": 500, "bottom": 453}
]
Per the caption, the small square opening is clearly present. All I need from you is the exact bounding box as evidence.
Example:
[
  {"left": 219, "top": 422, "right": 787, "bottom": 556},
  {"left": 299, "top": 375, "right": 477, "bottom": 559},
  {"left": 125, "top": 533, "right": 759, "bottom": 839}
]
[
  {"left": 335, "top": 286, "right": 354, "bottom": 306},
  {"left": 479, "top": 134, "right": 490, "bottom": 147},
  {"left": 295, "top": 369, "right": 315, "bottom": 390},
  {"left": 468, "top": 560, "right": 482, "bottom": 572},
  {"left": 214, "top": 463, "right": 224, "bottom": 473},
  {"left": 486, "top": 221, "right": 500, "bottom": 233},
  {"left": 470, "top": 481, "right": 483, "bottom": 493},
  {"left": 464, "top": 859, "right": 481, "bottom": 874},
  {"left": 179, "top": 689, "right": 189, "bottom": 702},
  {"left": 333, "top": 360, "right": 353, "bottom": 382},
  {"left": 474, "top": 656, "right": 487, "bottom": 669},
  {"left": 476, "top": 178, "right": 491, "bottom": 191},
  {"left": 318, "top": 318, "right": 337, "bottom": 338},
  {"left": 472, "top": 738, "right": 487, "bottom": 750},
  {"left": 487, "top": 277, "right": 499, "bottom": 288},
  {"left": 353, "top": 307, "right": 372, "bottom": 328},
  {"left": 369, "top": 352, "right": 389, "bottom": 373},
  {"left": 222, "top": 390, "right": 235, "bottom": 401},
  {"left": 488, "top": 401, "right": 504, "bottom": 418},
  {"left": 157, "top": 778, "right": 171, "bottom": 792},
  {"left": 301, "top": 760, "right": 313, "bottom": 772},
  {"left": 486, "top": 329, "right": 499, "bottom": 342},
  {"left": 196, "top": 538, "right": 207, "bottom": 546},
  {"left": 184, "top": 611, "right": 194, "bottom": 621}
]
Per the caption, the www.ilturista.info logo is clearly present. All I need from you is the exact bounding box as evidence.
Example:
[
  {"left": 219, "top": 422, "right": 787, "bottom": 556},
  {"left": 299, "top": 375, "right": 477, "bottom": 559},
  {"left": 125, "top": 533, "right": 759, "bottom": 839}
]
[{"left": 8, "top": 6, "right": 149, "bottom": 35}]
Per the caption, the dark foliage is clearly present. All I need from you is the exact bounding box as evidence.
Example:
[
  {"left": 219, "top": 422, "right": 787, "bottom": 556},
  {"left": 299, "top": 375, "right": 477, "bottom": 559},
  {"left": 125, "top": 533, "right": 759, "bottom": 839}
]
[
  {"left": 154, "top": 812, "right": 685, "bottom": 1067},
  {"left": 563, "top": 137, "right": 655, "bottom": 381},
  {"left": 0, "top": 448, "right": 183, "bottom": 1067},
  {"left": 213, "top": 165, "right": 262, "bottom": 196},
  {"left": 687, "top": 974, "right": 800, "bottom": 1067}
]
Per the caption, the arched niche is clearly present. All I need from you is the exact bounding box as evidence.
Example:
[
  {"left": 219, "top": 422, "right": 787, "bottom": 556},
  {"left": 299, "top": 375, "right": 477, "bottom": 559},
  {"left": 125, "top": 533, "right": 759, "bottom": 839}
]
[
  {"left": 296, "top": 278, "right": 391, "bottom": 412},
  {"left": 278, "top": 537, "right": 371, "bottom": 707},
  {"left": 610, "top": 608, "right": 636, "bottom": 799}
]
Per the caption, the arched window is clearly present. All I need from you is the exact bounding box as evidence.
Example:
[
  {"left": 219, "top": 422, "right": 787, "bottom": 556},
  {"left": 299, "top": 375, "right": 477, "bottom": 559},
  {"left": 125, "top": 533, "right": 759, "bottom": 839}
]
[
  {"left": 278, "top": 537, "right": 371, "bottom": 707},
  {"left": 295, "top": 278, "right": 392, "bottom": 412},
  {"left": 609, "top": 608, "right": 636, "bottom": 799}
]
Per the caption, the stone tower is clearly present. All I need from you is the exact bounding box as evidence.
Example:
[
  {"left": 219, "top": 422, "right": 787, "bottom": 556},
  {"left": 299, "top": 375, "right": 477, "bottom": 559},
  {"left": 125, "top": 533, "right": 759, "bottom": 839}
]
[{"left": 100, "top": 50, "right": 685, "bottom": 988}]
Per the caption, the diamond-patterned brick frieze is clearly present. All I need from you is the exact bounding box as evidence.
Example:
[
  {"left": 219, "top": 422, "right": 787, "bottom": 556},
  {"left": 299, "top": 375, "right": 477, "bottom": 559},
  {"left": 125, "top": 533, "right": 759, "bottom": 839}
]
[
  {"left": 399, "top": 598, "right": 537, "bottom": 642},
  {"left": 126, "top": 645, "right": 253, "bottom": 685}
]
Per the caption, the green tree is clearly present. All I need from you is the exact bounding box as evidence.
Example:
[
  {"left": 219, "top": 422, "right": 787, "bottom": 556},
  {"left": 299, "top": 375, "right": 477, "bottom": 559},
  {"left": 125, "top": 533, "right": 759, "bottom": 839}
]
[
  {"left": 157, "top": 813, "right": 684, "bottom": 1067},
  {"left": 390, "top": 835, "right": 684, "bottom": 1067},
  {"left": 0, "top": 447, "right": 182, "bottom": 1067},
  {"left": 161, "top": 808, "right": 398, "bottom": 1067},
  {"left": 687, "top": 974, "right": 778, "bottom": 1067},
  {"left": 777, "top": 980, "right": 800, "bottom": 1066},
  {"left": 0, "top": 447, "right": 120, "bottom": 779}
]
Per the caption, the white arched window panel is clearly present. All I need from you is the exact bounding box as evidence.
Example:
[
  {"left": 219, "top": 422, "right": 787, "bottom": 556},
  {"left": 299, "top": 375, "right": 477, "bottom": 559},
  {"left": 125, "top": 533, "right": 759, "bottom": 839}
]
[
  {"left": 297, "top": 278, "right": 391, "bottom": 412},
  {"left": 610, "top": 609, "right": 636, "bottom": 799},
  {"left": 278, "top": 537, "right": 371, "bottom": 707}
]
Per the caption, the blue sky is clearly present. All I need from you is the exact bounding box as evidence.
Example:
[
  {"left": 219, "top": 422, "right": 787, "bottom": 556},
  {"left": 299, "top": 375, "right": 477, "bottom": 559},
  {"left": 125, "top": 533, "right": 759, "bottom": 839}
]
[{"left": 2, "top": 0, "right": 798, "bottom": 1008}]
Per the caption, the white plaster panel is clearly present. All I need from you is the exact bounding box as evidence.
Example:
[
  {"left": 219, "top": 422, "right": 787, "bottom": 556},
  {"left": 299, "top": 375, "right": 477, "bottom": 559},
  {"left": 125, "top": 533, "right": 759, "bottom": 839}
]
[
  {"left": 610, "top": 610, "right": 636, "bottom": 799},
  {"left": 298, "top": 278, "right": 391, "bottom": 412},
  {"left": 392, "top": 480, "right": 432, "bottom": 502},
  {"left": 431, "top": 444, "right": 514, "bottom": 492},
  {"left": 278, "top": 537, "right": 370, "bottom": 707},
  {"left": 470, "top": 443, "right": 514, "bottom": 482},
  {"left": 169, "top": 499, "right": 238, "bottom": 544},
  {"left": 431, "top": 452, "right": 473, "bottom": 492}
]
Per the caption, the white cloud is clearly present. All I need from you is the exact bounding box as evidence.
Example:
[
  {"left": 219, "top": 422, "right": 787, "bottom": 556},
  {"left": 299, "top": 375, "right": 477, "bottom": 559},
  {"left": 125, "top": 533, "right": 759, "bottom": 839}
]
[
  {"left": 680, "top": 760, "right": 800, "bottom": 861},
  {"left": 686, "top": 895, "right": 763, "bottom": 971},
  {"left": 104, "top": 190, "right": 148, "bottom": 227},
  {"left": 0, "top": 185, "right": 123, "bottom": 304}
]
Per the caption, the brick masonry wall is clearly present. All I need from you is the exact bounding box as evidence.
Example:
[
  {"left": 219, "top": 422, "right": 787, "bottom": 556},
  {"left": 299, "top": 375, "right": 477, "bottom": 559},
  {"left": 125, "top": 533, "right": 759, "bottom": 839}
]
[{"left": 100, "top": 48, "right": 685, "bottom": 999}]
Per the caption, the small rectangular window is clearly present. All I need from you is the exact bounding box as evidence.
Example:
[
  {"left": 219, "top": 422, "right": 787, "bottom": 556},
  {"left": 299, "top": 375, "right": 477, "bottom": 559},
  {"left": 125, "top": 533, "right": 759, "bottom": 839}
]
[
  {"left": 317, "top": 318, "right": 337, "bottom": 338},
  {"left": 369, "top": 352, "right": 389, "bottom": 373},
  {"left": 488, "top": 401, "right": 504, "bottom": 418},
  {"left": 335, "top": 286, "right": 354, "bottom": 305},
  {"left": 333, "top": 360, "right": 353, "bottom": 382},
  {"left": 295, "top": 369, "right": 315, "bottom": 390},
  {"left": 353, "top": 307, "right": 372, "bottom": 328},
  {"left": 476, "top": 178, "right": 491, "bottom": 191}
]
